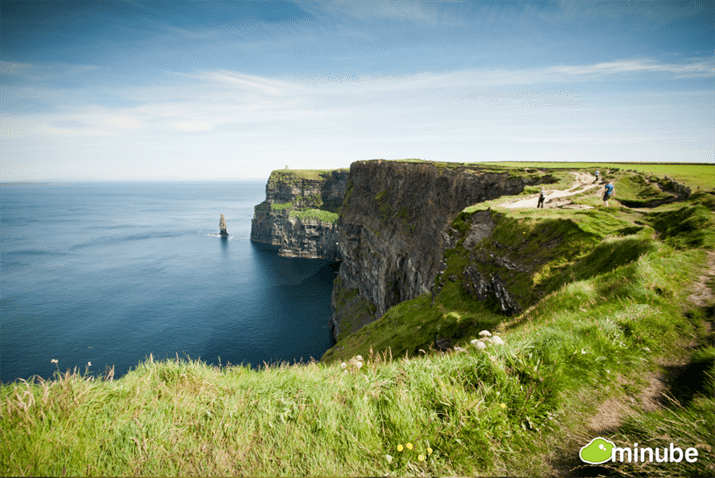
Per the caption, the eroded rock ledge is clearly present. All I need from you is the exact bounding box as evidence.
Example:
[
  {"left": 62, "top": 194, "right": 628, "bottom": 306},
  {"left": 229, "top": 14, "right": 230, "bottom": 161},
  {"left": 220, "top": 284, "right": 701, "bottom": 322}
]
[{"left": 250, "top": 169, "right": 349, "bottom": 259}]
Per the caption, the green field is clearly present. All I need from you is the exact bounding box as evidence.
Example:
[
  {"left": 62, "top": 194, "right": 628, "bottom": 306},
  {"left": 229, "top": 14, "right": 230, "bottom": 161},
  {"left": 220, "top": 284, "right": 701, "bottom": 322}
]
[
  {"left": 269, "top": 168, "right": 349, "bottom": 182},
  {"left": 480, "top": 162, "right": 714, "bottom": 191},
  {"left": 2, "top": 168, "right": 713, "bottom": 477}
]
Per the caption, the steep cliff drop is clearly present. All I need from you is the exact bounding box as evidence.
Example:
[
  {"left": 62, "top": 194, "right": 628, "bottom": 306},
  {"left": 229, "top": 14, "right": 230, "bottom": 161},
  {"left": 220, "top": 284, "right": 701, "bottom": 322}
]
[
  {"left": 219, "top": 214, "right": 228, "bottom": 237},
  {"left": 330, "top": 160, "right": 556, "bottom": 343},
  {"left": 250, "top": 169, "right": 349, "bottom": 259}
]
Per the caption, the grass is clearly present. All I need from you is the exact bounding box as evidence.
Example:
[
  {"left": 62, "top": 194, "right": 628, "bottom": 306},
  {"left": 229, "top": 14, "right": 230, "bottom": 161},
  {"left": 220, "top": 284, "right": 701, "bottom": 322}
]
[
  {"left": 613, "top": 173, "right": 676, "bottom": 207},
  {"left": 289, "top": 208, "right": 339, "bottom": 223},
  {"left": 480, "top": 162, "right": 715, "bottom": 191},
  {"left": 3, "top": 167, "right": 714, "bottom": 477},
  {"left": 270, "top": 201, "right": 293, "bottom": 211},
  {"left": 269, "top": 168, "right": 349, "bottom": 182},
  {"left": 3, "top": 243, "right": 711, "bottom": 476}
]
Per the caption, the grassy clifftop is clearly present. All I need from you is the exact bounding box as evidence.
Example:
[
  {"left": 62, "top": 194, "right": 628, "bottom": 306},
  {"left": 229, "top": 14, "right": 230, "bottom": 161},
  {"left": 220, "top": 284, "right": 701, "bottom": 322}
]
[{"left": 2, "top": 166, "right": 714, "bottom": 477}]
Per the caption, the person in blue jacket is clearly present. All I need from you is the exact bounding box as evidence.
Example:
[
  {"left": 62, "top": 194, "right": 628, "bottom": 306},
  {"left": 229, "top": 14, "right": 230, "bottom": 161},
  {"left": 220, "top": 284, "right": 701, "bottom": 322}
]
[{"left": 603, "top": 180, "right": 615, "bottom": 207}]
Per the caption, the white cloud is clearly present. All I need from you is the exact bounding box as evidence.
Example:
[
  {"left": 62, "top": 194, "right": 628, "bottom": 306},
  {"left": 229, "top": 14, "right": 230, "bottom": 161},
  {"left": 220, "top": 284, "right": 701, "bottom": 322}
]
[
  {"left": 2, "top": 57, "right": 712, "bottom": 180},
  {"left": 0, "top": 61, "right": 32, "bottom": 76},
  {"left": 169, "top": 121, "right": 213, "bottom": 132},
  {"left": 100, "top": 116, "right": 143, "bottom": 130},
  {"left": 0, "top": 61, "right": 102, "bottom": 81}
]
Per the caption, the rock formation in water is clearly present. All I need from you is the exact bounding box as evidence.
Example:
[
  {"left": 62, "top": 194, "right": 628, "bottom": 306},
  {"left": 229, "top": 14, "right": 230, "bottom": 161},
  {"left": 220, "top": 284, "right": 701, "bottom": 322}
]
[
  {"left": 219, "top": 214, "right": 228, "bottom": 236},
  {"left": 250, "top": 169, "right": 349, "bottom": 259}
]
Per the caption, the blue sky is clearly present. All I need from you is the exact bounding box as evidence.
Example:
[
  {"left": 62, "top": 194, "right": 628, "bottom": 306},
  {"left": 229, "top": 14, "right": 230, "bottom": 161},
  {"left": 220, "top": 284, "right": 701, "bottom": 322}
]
[{"left": 1, "top": 0, "right": 713, "bottom": 181}]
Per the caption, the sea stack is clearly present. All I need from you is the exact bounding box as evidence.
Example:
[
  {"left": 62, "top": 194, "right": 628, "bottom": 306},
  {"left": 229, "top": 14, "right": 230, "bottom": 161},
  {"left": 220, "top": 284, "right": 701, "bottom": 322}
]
[{"left": 219, "top": 214, "right": 228, "bottom": 237}]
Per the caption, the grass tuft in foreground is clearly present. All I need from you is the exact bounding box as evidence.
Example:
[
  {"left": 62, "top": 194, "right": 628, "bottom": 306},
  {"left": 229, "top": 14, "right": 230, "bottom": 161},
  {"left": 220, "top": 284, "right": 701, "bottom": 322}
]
[{"left": 2, "top": 242, "right": 713, "bottom": 476}]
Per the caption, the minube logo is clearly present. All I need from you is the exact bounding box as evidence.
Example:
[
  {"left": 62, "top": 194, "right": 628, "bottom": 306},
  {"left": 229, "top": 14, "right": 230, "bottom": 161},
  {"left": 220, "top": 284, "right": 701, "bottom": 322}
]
[
  {"left": 580, "top": 437, "right": 699, "bottom": 465},
  {"left": 580, "top": 438, "right": 615, "bottom": 464}
]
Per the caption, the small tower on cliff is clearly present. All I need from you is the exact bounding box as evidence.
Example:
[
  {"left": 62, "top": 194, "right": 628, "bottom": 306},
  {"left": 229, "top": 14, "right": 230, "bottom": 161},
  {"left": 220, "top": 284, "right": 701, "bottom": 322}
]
[{"left": 219, "top": 214, "right": 228, "bottom": 237}]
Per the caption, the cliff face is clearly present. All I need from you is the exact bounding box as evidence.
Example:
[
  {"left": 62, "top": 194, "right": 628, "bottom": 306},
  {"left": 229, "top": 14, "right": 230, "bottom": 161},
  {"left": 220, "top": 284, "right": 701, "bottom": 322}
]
[
  {"left": 330, "top": 160, "right": 555, "bottom": 341},
  {"left": 250, "top": 169, "right": 349, "bottom": 259}
]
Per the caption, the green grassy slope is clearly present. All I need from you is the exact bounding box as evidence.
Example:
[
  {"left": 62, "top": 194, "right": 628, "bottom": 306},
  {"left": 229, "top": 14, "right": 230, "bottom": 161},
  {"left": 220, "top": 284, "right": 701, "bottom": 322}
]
[
  {"left": 481, "top": 162, "right": 714, "bottom": 190},
  {"left": 2, "top": 168, "right": 713, "bottom": 477}
]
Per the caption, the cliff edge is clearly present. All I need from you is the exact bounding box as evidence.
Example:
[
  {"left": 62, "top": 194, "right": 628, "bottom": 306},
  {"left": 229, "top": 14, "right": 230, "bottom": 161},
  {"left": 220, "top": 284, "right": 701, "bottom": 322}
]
[
  {"left": 250, "top": 169, "right": 349, "bottom": 259},
  {"left": 330, "top": 160, "right": 557, "bottom": 342}
]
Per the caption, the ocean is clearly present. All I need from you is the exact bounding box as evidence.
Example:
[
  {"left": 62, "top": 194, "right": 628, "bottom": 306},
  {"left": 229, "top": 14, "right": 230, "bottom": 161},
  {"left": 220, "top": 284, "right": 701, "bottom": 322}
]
[{"left": 0, "top": 181, "right": 337, "bottom": 383}]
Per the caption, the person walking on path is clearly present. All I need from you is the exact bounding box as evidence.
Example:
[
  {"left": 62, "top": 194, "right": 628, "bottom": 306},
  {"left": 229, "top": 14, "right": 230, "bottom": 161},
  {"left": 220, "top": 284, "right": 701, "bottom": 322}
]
[
  {"left": 594, "top": 170, "right": 600, "bottom": 184},
  {"left": 603, "top": 180, "right": 615, "bottom": 207},
  {"left": 537, "top": 189, "right": 546, "bottom": 208}
]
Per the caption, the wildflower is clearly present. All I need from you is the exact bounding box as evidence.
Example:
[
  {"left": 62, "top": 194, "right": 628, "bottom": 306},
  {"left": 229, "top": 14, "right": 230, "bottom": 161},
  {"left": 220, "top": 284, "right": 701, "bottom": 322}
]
[
  {"left": 470, "top": 339, "right": 479, "bottom": 345},
  {"left": 453, "top": 346, "right": 467, "bottom": 353},
  {"left": 355, "top": 355, "right": 363, "bottom": 361},
  {"left": 418, "top": 454, "right": 425, "bottom": 461},
  {"left": 340, "top": 362, "right": 347, "bottom": 370},
  {"left": 87, "top": 361, "right": 91, "bottom": 366},
  {"left": 501, "top": 403, "right": 507, "bottom": 409},
  {"left": 385, "top": 454, "right": 393, "bottom": 463},
  {"left": 406, "top": 443, "right": 413, "bottom": 450},
  {"left": 356, "top": 361, "right": 363, "bottom": 370},
  {"left": 479, "top": 330, "right": 492, "bottom": 338},
  {"left": 50, "top": 359, "right": 58, "bottom": 364},
  {"left": 474, "top": 341, "right": 487, "bottom": 350},
  {"left": 397, "top": 444, "right": 404, "bottom": 452},
  {"left": 491, "top": 336, "right": 504, "bottom": 345},
  {"left": 427, "top": 447, "right": 433, "bottom": 455}
]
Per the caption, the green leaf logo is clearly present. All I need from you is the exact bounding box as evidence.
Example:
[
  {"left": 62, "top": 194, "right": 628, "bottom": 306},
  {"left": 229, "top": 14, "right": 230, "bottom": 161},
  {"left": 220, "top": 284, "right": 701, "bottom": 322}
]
[{"left": 579, "top": 437, "right": 615, "bottom": 464}]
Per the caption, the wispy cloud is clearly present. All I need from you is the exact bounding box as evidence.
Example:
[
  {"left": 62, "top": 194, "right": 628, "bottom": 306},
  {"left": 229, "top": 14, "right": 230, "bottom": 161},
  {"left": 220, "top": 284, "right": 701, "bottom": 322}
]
[
  {"left": 295, "top": 1, "right": 447, "bottom": 24},
  {"left": 0, "top": 60, "right": 103, "bottom": 82},
  {"left": 2, "top": 55, "right": 712, "bottom": 180},
  {"left": 2, "top": 57, "right": 710, "bottom": 143}
]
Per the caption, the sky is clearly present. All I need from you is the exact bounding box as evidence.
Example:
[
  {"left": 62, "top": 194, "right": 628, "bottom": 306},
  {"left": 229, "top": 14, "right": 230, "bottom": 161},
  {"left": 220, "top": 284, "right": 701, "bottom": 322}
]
[{"left": 1, "top": 0, "right": 713, "bottom": 181}]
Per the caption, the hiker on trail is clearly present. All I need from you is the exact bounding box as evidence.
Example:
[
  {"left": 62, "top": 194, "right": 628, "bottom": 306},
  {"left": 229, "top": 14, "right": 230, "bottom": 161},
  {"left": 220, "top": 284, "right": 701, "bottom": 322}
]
[
  {"left": 603, "top": 180, "right": 615, "bottom": 207},
  {"left": 537, "top": 189, "right": 546, "bottom": 208},
  {"left": 594, "top": 170, "right": 600, "bottom": 184}
]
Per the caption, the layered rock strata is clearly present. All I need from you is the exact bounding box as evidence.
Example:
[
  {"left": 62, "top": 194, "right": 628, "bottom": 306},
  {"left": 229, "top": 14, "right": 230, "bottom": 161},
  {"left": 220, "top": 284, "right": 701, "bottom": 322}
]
[
  {"left": 330, "top": 160, "right": 554, "bottom": 341},
  {"left": 250, "top": 169, "right": 349, "bottom": 259}
]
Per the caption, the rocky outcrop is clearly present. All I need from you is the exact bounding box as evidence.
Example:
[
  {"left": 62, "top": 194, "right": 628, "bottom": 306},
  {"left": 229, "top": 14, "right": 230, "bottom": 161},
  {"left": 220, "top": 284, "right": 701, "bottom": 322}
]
[
  {"left": 462, "top": 266, "right": 521, "bottom": 316},
  {"left": 250, "top": 169, "right": 349, "bottom": 259},
  {"left": 330, "top": 160, "right": 555, "bottom": 342},
  {"left": 219, "top": 214, "right": 228, "bottom": 237}
]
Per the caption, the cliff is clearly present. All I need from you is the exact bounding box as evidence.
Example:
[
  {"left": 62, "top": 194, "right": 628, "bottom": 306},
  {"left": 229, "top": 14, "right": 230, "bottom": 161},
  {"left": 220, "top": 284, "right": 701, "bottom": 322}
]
[
  {"left": 250, "top": 169, "right": 349, "bottom": 259},
  {"left": 330, "top": 160, "right": 557, "bottom": 341}
]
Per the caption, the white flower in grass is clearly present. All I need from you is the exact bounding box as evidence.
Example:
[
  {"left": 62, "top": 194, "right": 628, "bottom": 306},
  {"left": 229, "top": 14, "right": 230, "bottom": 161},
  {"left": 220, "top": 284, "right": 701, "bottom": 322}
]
[
  {"left": 453, "top": 346, "right": 467, "bottom": 353},
  {"left": 51, "top": 359, "right": 58, "bottom": 364},
  {"left": 87, "top": 361, "right": 92, "bottom": 366},
  {"left": 491, "top": 336, "right": 504, "bottom": 345},
  {"left": 340, "top": 362, "right": 347, "bottom": 370},
  {"left": 470, "top": 339, "right": 479, "bottom": 345},
  {"left": 355, "top": 355, "right": 363, "bottom": 362},
  {"left": 479, "top": 330, "right": 492, "bottom": 338},
  {"left": 475, "top": 341, "right": 487, "bottom": 350},
  {"left": 356, "top": 361, "right": 363, "bottom": 370}
]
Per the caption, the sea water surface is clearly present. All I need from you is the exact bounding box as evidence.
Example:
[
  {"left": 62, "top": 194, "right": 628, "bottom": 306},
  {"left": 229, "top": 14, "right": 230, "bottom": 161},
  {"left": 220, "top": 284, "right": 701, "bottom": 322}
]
[{"left": 1, "top": 182, "right": 337, "bottom": 383}]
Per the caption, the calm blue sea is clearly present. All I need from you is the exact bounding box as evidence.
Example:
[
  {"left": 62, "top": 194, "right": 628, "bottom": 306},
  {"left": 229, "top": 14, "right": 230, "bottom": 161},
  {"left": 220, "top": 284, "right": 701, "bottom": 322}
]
[{"left": 1, "top": 182, "right": 337, "bottom": 383}]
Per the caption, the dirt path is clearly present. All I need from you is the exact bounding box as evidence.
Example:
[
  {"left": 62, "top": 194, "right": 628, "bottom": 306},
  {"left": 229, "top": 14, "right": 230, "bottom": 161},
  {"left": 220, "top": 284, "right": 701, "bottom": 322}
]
[{"left": 504, "top": 172, "right": 601, "bottom": 209}]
